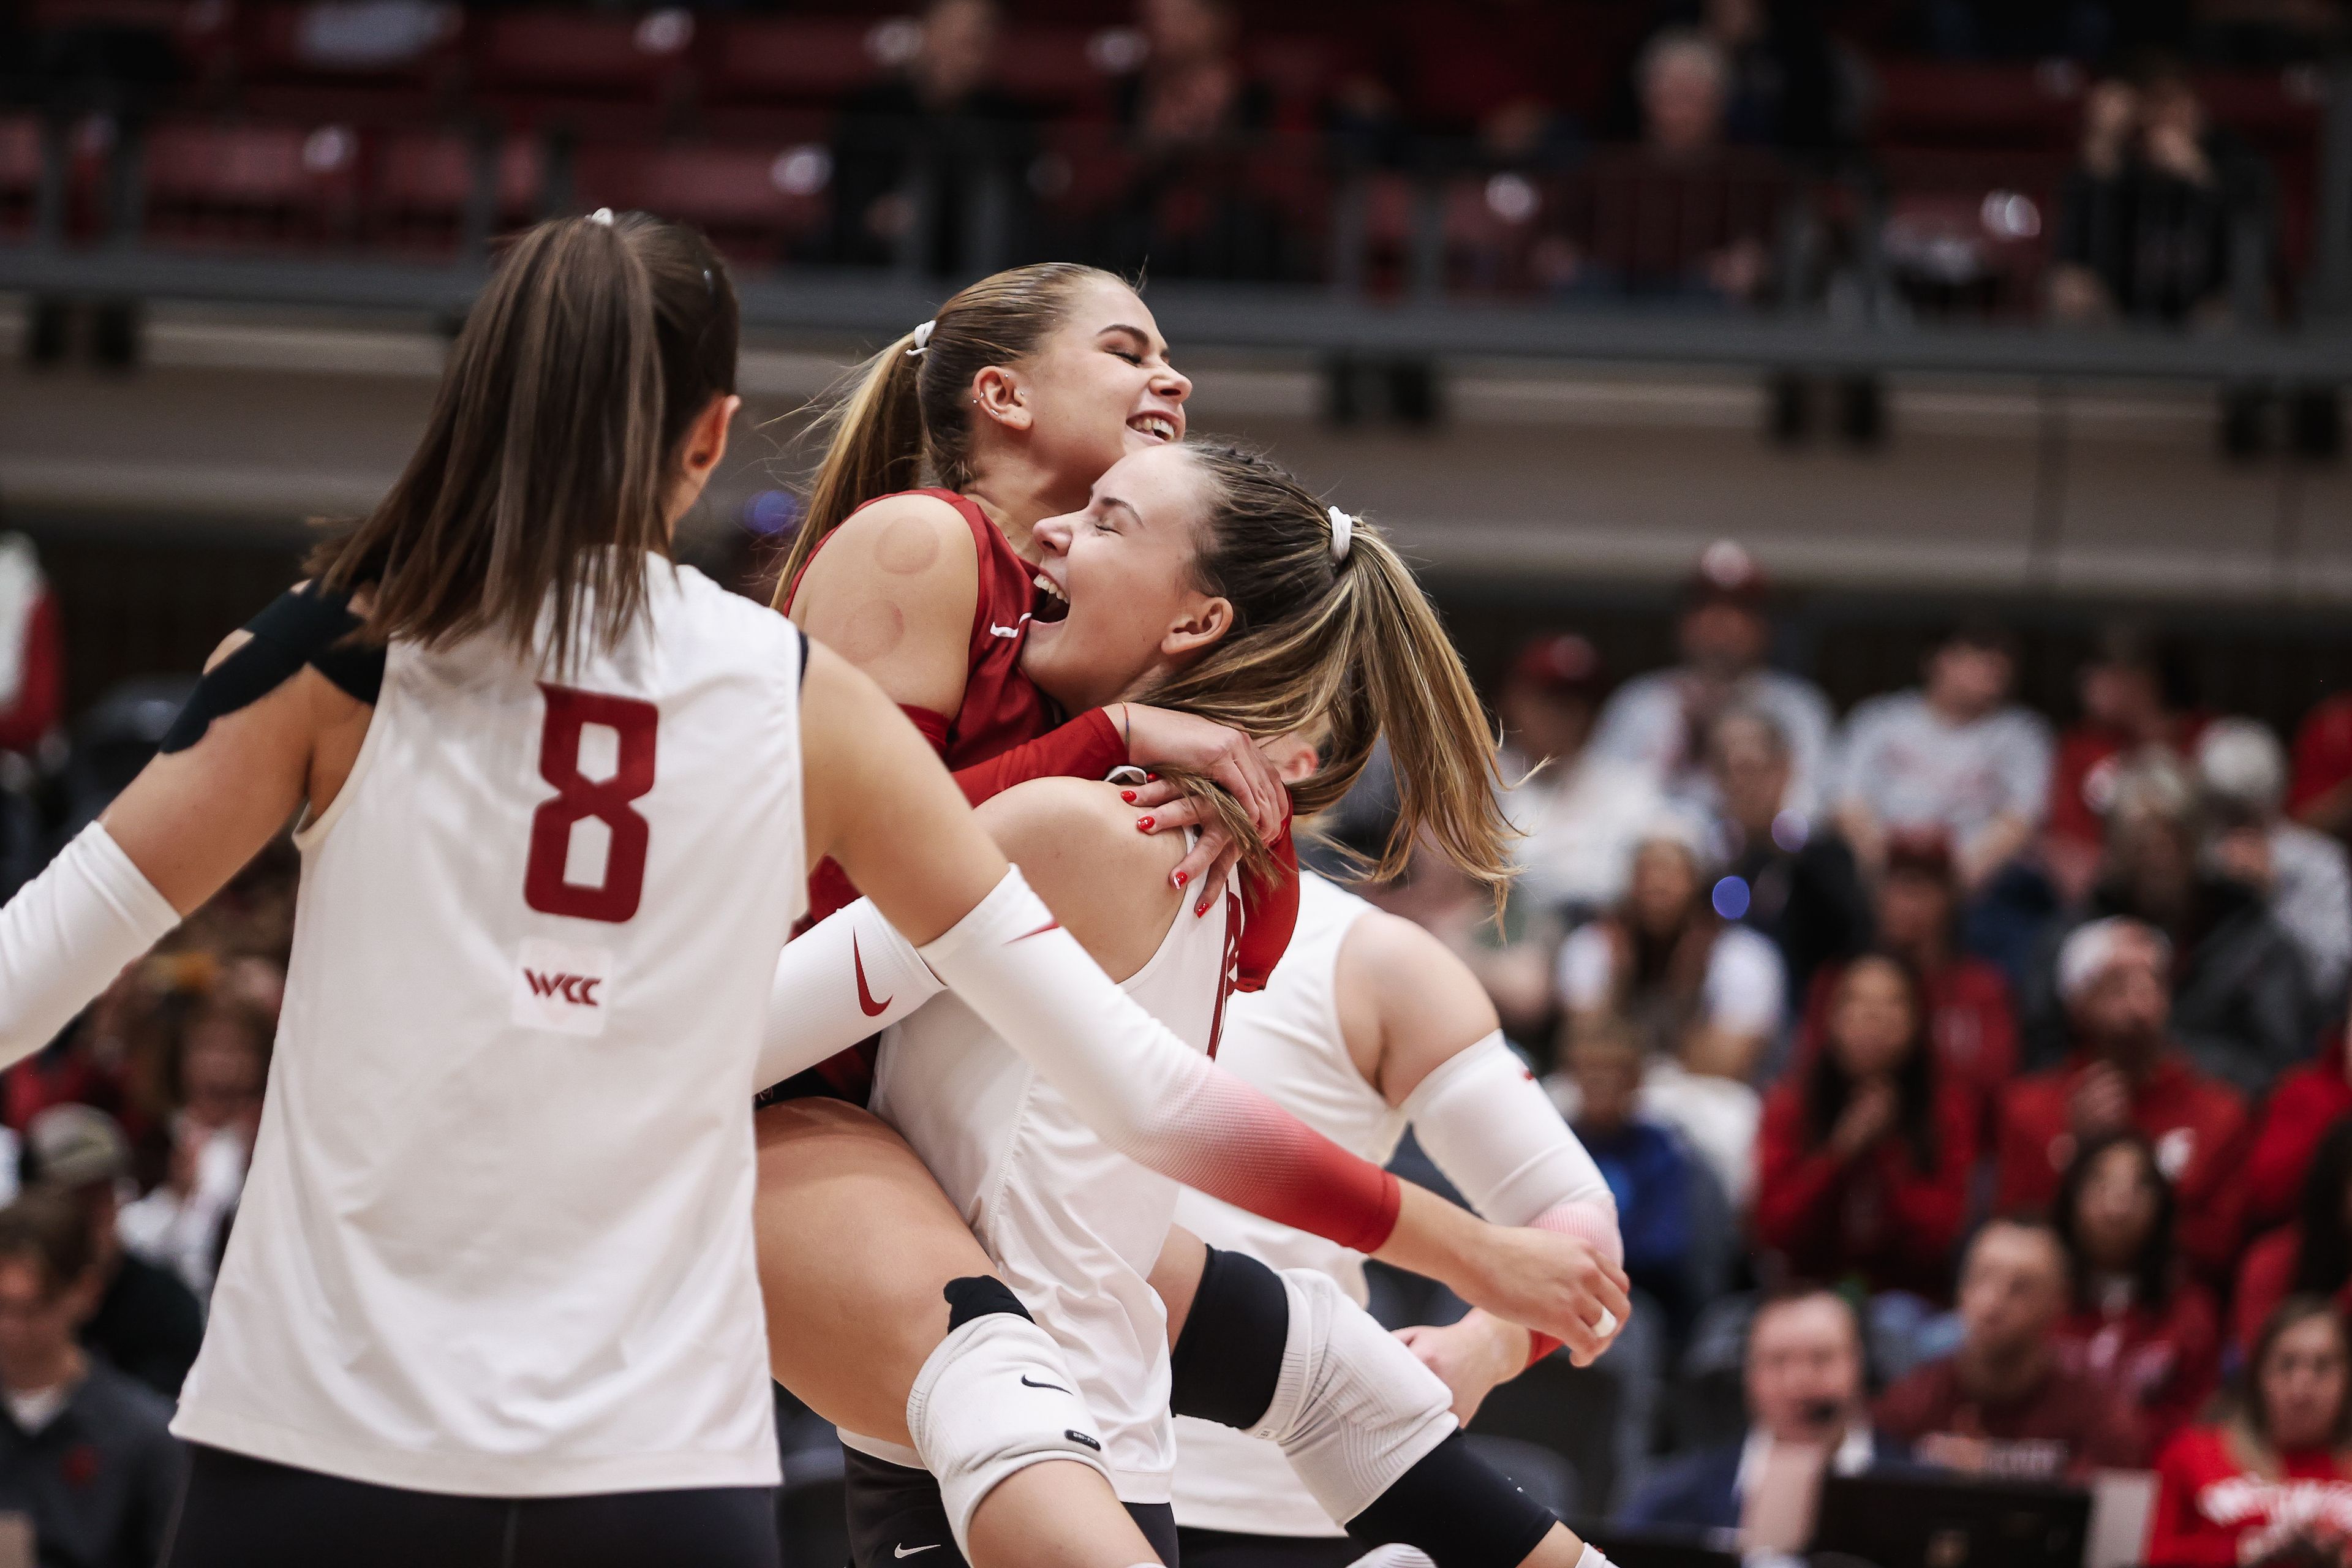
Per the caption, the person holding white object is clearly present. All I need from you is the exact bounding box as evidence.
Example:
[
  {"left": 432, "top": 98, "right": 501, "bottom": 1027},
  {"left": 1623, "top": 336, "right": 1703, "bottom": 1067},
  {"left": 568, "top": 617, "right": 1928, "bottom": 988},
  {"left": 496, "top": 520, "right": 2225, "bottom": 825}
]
[{"left": 1169, "top": 858, "right": 1623, "bottom": 1568}]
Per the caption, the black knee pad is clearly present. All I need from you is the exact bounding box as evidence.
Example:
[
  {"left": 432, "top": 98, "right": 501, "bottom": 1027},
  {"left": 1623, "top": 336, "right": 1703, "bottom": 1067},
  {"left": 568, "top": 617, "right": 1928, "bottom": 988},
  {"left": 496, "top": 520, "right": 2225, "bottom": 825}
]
[
  {"left": 1346, "top": 1430, "right": 1558, "bottom": 1568},
  {"left": 942, "top": 1275, "right": 1032, "bottom": 1333},
  {"left": 1168, "top": 1245, "right": 1288, "bottom": 1430}
]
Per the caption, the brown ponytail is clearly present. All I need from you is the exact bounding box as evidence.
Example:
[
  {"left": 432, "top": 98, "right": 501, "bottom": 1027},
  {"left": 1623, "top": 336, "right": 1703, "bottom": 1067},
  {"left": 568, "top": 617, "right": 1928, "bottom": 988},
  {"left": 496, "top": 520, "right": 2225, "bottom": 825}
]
[
  {"left": 777, "top": 260, "right": 1118, "bottom": 601},
  {"left": 1134, "top": 443, "right": 1515, "bottom": 894},
  {"left": 311, "top": 211, "right": 738, "bottom": 670}
]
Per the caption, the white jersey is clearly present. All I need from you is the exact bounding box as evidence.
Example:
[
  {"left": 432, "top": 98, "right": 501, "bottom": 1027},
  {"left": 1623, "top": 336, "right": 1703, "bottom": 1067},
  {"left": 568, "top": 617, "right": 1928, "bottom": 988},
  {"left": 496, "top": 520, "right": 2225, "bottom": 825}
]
[
  {"left": 850, "top": 861, "right": 1239, "bottom": 1502},
  {"left": 1173, "top": 872, "right": 1392, "bottom": 1538},
  {"left": 173, "top": 562, "right": 809, "bottom": 1498}
]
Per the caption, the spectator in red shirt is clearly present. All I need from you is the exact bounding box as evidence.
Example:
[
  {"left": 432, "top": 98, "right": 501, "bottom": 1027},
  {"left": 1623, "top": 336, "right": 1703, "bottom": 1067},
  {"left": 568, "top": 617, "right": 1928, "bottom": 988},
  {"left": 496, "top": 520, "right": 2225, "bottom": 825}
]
[
  {"left": 1798, "top": 828, "right": 2018, "bottom": 1137},
  {"left": 2249, "top": 1015, "right": 2352, "bottom": 1234},
  {"left": 2237, "top": 1119, "right": 2352, "bottom": 1359},
  {"left": 1996, "top": 917, "right": 2250, "bottom": 1279},
  {"left": 2052, "top": 1131, "right": 2222, "bottom": 1453},
  {"left": 2293, "top": 695, "right": 2352, "bottom": 848},
  {"left": 2152, "top": 1296, "right": 2352, "bottom": 1568},
  {"left": 1875, "top": 1217, "right": 2148, "bottom": 1479},
  {"left": 2041, "top": 625, "right": 2205, "bottom": 903},
  {"left": 1756, "top": 954, "right": 1975, "bottom": 1300}
]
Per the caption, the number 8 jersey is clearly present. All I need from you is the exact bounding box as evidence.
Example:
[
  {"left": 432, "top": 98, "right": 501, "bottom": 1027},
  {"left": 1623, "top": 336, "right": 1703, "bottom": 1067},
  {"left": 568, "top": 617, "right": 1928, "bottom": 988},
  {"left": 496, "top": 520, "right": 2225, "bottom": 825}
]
[{"left": 172, "top": 563, "right": 810, "bottom": 1499}]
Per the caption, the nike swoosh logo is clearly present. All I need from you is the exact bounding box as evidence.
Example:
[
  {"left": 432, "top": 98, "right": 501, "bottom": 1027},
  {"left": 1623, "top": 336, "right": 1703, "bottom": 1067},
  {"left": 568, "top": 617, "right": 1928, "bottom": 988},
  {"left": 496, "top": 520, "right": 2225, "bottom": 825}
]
[
  {"left": 894, "top": 1546, "right": 941, "bottom": 1559},
  {"left": 853, "top": 934, "right": 892, "bottom": 1017},
  {"left": 1020, "top": 1375, "right": 1071, "bottom": 1393},
  {"left": 1009, "top": 919, "right": 1060, "bottom": 943}
]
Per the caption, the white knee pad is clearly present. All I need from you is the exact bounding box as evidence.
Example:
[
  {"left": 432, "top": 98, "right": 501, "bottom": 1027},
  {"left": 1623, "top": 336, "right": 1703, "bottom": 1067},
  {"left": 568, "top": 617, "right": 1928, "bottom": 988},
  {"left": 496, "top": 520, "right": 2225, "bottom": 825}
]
[
  {"left": 904, "top": 1310, "right": 1110, "bottom": 1558},
  {"left": 1251, "top": 1269, "right": 1458, "bottom": 1525},
  {"left": 1346, "top": 1548, "right": 1437, "bottom": 1568}
]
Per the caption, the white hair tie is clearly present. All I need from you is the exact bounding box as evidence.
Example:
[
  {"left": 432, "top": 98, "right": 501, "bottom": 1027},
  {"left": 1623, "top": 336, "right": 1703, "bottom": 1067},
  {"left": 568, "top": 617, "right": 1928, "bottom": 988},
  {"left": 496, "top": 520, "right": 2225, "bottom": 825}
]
[
  {"left": 587, "top": 207, "right": 615, "bottom": 227},
  {"left": 1327, "top": 505, "right": 1354, "bottom": 564},
  {"left": 906, "top": 319, "right": 936, "bottom": 357}
]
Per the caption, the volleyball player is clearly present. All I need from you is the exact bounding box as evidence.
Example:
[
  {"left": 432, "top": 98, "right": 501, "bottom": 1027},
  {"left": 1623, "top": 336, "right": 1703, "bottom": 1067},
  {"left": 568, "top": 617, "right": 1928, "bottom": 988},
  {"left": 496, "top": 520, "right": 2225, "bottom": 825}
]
[
  {"left": 1169, "top": 847, "right": 1627, "bottom": 1567},
  {"left": 0, "top": 213, "right": 1569, "bottom": 1568},
  {"left": 763, "top": 442, "right": 1630, "bottom": 1568}
]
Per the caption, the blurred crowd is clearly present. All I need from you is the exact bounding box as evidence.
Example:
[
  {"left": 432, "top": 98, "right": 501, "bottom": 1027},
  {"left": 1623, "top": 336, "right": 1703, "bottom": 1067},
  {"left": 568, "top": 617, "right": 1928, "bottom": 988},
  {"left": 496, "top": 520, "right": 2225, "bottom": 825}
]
[{"left": 1329, "top": 537, "right": 2352, "bottom": 1553}]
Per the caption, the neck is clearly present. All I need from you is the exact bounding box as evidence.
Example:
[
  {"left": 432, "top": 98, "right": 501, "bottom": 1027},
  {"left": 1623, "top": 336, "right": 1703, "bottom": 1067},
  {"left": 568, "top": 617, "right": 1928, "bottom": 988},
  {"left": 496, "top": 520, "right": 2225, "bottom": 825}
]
[
  {"left": 1959, "top": 1337, "right": 2048, "bottom": 1404},
  {"left": 962, "top": 466, "right": 1077, "bottom": 562},
  {"left": 6, "top": 1343, "right": 81, "bottom": 1399}
]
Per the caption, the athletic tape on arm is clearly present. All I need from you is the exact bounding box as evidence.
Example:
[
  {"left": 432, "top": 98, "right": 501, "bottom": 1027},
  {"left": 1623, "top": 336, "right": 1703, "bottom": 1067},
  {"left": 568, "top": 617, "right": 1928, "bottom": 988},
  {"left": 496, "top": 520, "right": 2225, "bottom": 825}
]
[
  {"left": 1400, "top": 1031, "right": 1621, "bottom": 1264},
  {"left": 919, "top": 869, "right": 1401, "bottom": 1251},
  {"left": 160, "top": 584, "right": 383, "bottom": 753},
  {"left": 0, "top": 824, "right": 179, "bottom": 1066},
  {"left": 757, "top": 898, "right": 943, "bottom": 1091}
]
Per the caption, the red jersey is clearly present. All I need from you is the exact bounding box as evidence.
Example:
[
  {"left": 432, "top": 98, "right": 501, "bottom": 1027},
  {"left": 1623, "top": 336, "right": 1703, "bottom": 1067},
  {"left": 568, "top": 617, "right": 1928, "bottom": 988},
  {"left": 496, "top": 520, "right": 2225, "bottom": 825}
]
[
  {"left": 2152, "top": 1425, "right": 2352, "bottom": 1568},
  {"left": 2246, "top": 1032, "right": 2352, "bottom": 1232},
  {"left": 2054, "top": 1281, "right": 2222, "bottom": 1453},
  {"left": 2292, "top": 695, "right": 2352, "bottom": 818},
  {"left": 1797, "top": 958, "right": 2018, "bottom": 1140},
  {"left": 1873, "top": 1355, "right": 2147, "bottom": 1479},
  {"left": 1994, "top": 1050, "right": 2250, "bottom": 1279},
  {"left": 782, "top": 490, "right": 1301, "bottom": 1095},
  {"left": 1753, "top": 1077, "right": 1977, "bottom": 1300}
]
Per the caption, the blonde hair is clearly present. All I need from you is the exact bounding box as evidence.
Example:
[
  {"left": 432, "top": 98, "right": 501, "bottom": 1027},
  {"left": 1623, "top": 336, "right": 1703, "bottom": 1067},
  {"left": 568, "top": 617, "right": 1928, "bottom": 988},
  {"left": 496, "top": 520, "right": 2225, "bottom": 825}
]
[
  {"left": 777, "top": 260, "right": 1120, "bottom": 598},
  {"left": 1136, "top": 443, "right": 1513, "bottom": 895}
]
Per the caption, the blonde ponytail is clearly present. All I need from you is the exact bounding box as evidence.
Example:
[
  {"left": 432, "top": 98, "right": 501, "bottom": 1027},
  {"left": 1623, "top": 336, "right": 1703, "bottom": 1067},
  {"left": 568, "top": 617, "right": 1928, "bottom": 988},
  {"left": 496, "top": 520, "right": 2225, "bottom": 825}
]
[
  {"left": 777, "top": 260, "right": 1121, "bottom": 608},
  {"left": 1132, "top": 443, "right": 1513, "bottom": 895}
]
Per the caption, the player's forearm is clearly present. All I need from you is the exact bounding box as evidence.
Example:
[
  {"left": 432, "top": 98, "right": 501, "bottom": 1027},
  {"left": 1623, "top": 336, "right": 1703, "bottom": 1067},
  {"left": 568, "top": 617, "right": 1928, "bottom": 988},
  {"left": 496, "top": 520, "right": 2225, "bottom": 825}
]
[
  {"left": 758, "top": 899, "right": 943, "bottom": 1091},
  {"left": 0, "top": 824, "right": 181, "bottom": 1068}
]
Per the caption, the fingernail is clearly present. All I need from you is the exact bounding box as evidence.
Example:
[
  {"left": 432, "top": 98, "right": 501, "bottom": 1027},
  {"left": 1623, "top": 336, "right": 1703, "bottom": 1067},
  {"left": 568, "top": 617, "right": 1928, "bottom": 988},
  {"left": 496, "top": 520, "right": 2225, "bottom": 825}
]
[
  {"left": 1172, "top": 870, "right": 1188, "bottom": 888},
  {"left": 1135, "top": 816, "right": 1154, "bottom": 832},
  {"left": 1120, "top": 790, "right": 1137, "bottom": 804},
  {"left": 1145, "top": 772, "right": 1157, "bottom": 781},
  {"left": 1196, "top": 900, "right": 1212, "bottom": 917}
]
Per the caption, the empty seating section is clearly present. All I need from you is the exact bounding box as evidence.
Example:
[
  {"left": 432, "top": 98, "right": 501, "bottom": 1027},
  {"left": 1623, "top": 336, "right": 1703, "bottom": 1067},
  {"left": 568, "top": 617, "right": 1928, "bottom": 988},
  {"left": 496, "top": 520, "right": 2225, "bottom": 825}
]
[{"left": 6, "top": 0, "right": 2330, "bottom": 307}]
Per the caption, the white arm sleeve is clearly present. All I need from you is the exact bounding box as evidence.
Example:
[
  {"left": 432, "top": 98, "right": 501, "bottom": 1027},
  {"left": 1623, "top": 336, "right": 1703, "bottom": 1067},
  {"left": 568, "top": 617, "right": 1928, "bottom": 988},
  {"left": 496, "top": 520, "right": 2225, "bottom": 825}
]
[
  {"left": 0, "top": 824, "right": 179, "bottom": 1066},
  {"left": 918, "top": 869, "right": 1401, "bottom": 1252},
  {"left": 758, "top": 898, "right": 944, "bottom": 1091},
  {"left": 1400, "top": 1031, "right": 1622, "bottom": 1265}
]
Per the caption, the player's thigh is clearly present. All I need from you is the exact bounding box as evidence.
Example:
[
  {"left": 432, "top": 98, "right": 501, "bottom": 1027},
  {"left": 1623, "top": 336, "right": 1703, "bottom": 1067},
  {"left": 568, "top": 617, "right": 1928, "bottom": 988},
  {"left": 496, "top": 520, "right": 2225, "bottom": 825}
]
[{"left": 753, "top": 1096, "right": 998, "bottom": 1446}]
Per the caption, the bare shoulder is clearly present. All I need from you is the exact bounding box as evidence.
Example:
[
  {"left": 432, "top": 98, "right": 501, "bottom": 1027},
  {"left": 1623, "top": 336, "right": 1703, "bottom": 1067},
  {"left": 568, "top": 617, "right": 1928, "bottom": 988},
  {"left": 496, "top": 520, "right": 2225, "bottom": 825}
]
[
  {"left": 1336, "top": 905, "right": 1501, "bottom": 1102},
  {"left": 787, "top": 494, "right": 977, "bottom": 615},
  {"left": 977, "top": 778, "right": 1185, "bottom": 982}
]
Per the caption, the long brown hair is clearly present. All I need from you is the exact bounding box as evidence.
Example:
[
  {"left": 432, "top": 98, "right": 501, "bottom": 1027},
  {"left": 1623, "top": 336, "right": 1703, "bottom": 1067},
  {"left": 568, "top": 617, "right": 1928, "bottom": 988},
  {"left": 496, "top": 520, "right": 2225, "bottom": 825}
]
[
  {"left": 1133, "top": 443, "right": 1513, "bottom": 894},
  {"left": 778, "top": 260, "right": 1117, "bottom": 597},
  {"left": 2228, "top": 1295, "right": 2352, "bottom": 1473},
  {"left": 311, "top": 211, "right": 739, "bottom": 669}
]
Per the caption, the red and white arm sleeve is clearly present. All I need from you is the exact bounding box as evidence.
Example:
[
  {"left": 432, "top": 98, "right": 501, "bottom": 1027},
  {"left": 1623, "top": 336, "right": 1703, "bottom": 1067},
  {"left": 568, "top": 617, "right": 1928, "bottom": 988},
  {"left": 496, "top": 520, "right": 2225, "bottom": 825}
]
[
  {"left": 919, "top": 869, "right": 1401, "bottom": 1252},
  {"left": 0, "top": 823, "right": 179, "bottom": 1065},
  {"left": 759, "top": 899, "right": 944, "bottom": 1091},
  {"left": 1400, "top": 1031, "right": 1623, "bottom": 1362}
]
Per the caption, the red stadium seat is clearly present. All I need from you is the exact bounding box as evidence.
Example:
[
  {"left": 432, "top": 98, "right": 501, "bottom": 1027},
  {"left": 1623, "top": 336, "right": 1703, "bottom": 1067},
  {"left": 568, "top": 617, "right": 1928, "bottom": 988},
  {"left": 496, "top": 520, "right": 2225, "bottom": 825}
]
[
  {"left": 139, "top": 118, "right": 361, "bottom": 249},
  {"left": 698, "top": 17, "right": 886, "bottom": 108},
  {"left": 367, "top": 127, "right": 543, "bottom": 254},
  {"left": 230, "top": 3, "right": 463, "bottom": 125},
  {"left": 1869, "top": 59, "right": 2081, "bottom": 150},
  {"left": 472, "top": 9, "right": 695, "bottom": 131},
  {"left": 0, "top": 116, "right": 44, "bottom": 240},
  {"left": 569, "top": 140, "right": 829, "bottom": 266},
  {"left": 992, "top": 27, "right": 1110, "bottom": 115}
]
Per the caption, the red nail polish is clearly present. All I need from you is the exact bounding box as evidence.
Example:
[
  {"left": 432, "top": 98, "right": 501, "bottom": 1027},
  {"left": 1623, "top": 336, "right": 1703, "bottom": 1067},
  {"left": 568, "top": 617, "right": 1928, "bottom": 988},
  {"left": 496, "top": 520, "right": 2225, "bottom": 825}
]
[
  {"left": 1196, "top": 900, "right": 1212, "bottom": 917},
  {"left": 1120, "top": 790, "right": 1137, "bottom": 804},
  {"left": 1145, "top": 772, "right": 1158, "bottom": 781},
  {"left": 1136, "top": 816, "right": 1154, "bottom": 832},
  {"left": 1172, "top": 870, "right": 1188, "bottom": 888}
]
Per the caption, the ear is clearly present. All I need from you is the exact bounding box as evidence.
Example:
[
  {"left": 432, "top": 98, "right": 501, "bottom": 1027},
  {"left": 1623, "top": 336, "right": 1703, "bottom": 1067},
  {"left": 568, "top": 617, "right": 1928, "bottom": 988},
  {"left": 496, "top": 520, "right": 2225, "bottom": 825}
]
[
  {"left": 971, "top": 365, "right": 1033, "bottom": 433},
  {"left": 684, "top": 393, "right": 742, "bottom": 478},
  {"left": 1158, "top": 594, "right": 1232, "bottom": 660}
]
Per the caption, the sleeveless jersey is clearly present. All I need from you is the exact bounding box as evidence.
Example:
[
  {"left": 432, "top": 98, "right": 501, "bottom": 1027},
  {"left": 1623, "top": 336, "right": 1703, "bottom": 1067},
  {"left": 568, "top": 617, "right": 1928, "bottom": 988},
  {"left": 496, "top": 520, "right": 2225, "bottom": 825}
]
[
  {"left": 848, "top": 848, "right": 1242, "bottom": 1502},
  {"left": 1171, "top": 872, "right": 1395, "bottom": 1538},
  {"left": 173, "top": 562, "right": 809, "bottom": 1499}
]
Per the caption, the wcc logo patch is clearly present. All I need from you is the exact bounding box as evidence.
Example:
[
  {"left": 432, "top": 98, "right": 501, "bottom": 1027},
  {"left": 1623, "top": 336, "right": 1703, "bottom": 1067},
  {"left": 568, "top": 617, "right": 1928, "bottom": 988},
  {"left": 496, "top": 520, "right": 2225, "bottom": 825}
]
[{"left": 511, "top": 938, "right": 618, "bottom": 1038}]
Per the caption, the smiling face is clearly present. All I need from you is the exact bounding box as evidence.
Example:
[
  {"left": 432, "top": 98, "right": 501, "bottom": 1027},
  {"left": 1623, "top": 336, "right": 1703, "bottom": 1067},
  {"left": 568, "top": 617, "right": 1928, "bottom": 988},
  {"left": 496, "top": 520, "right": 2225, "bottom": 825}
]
[
  {"left": 1020, "top": 443, "right": 1229, "bottom": 714},
  {"left": 986, "top": 274, "right": 1189, "bottom": 518}
]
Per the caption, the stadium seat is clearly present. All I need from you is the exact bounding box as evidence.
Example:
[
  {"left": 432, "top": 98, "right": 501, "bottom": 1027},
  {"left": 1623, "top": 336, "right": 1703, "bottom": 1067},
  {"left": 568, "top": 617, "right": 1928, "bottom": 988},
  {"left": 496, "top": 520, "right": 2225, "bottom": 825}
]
[
  {"left": 138, "top": 117, "right": 361, "bottom": 249},
  {"left": 991, "top": 26, "right": 1110, "bottom": 116},
  {"left": 0, "top": 117, "right": 44, "bottom": 241},
  {"left": 471, "top": 9, "right": 695, "bottom": 132},
  {"left": 1869, "top": 59, "right": 2081, "bottom": 150},
  {"left": 698, "top": 17, "right": 887, "bottom": 109},
  {"left": 230, "top": 2, "right": 464, "bottom": 127},
  {"left": 569, "top": 140, "right": 827, "bottom": 266},
  {"left": 368, "top": 127, "right": 542, "bottom": 254}
]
